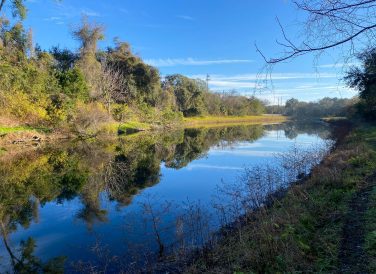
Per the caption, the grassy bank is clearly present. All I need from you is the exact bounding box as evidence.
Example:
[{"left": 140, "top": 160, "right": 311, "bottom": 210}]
[
  {"left": 0, "top": 125, "right": 49, "bottom": 136},
  {"left": 183, "top": 115, "right": 287, "bottom": 128},
  {"left": 0, "top": 115, "right": 286, "bottom": 142},
  {"left": 365, "top": 186, "right": 376, "bottom": 273},
  {"left": 185, "top": 121, "right": 376, "bottom": 273}
]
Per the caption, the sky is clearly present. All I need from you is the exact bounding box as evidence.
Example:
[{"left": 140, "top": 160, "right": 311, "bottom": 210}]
[{"left": 20, "top": 0, "right": 358, "bottom": 103}]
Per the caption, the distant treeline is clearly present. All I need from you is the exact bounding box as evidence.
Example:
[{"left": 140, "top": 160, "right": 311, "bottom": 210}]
[
  {"left": 266, "top": 46, "right": 376, "bottom": 122},
  {"left": 0, "top": 2, "right": 265, "bottom": 134},
  {"left": 266, "top": 97, "right": 357, "bottom": 119}
]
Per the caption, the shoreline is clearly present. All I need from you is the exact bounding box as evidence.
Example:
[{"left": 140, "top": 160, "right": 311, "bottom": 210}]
[
  {"left": 181, "top": 119, "right": 376, "bottom": 273},
  {"left": 0, "top": 115, "right": 287, "bottom": 145},
  {"left": 183, "top": 115, "right": 287, "bottom": 128}
]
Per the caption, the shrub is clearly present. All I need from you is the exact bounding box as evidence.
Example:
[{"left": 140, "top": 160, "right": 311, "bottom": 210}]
[
  {"left": 3, "top": 90, "right": 49, "bottom": 124},
  {"left": 55, "top": 67, "right": 89, "bottom": 101},
  {"left": 70, "top": 102, "right": 111, "bottom": 136}
]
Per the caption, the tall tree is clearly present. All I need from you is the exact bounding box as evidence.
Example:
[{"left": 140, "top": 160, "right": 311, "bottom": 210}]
[
  {"left": 0, "top": 0, "right": 27, "bottom": 20},
  {"left": 163, "top": 74, "right": 206, "bottom": 117},
  {"left": 73, "top": 17, "right": 104, "bottom": 97},
  {"left": 346, "top": 48, "right": 376, "bottom": 119},
  {"left": 105, "top": 39, "right": 163, "bottom": 106}
]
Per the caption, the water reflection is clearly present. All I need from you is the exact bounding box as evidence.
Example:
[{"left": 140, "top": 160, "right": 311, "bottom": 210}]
[{"left": 0, "top": 123, "right": 330, "bottom": 271}]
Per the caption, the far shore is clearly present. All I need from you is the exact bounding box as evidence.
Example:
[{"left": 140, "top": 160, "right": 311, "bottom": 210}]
[
  {"left": 183, "top": 115, "right": 287, "bottom": 128},
  {"left": 0, "top": 115, "right": 287, "bottom": 147}
]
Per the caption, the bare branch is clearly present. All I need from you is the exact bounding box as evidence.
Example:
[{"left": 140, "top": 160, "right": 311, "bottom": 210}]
[{"left": 257, "top": 1, "right": 376, "bottom": 64}]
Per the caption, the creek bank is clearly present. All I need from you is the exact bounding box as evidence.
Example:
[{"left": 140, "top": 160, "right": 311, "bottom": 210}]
[
  {"left": 0, "top": 115, "right": 286, "bottom": 147},
  {"left": 178, "top": 119, "right": 376, "bottom": 273},
  {"left": 137, "top": 120, "right": 351, "bottom": 273}
]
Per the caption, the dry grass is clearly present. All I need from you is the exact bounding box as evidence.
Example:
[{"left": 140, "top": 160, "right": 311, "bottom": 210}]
[
  {"left": 183, "top": 115, "right": 287, "bottom": 128},
  {"left": 0, "top": 116, "right": 21, "bottom": 127}
]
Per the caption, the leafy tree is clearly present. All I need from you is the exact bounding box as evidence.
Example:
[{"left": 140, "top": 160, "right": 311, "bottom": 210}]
[
  {"left": 0, "top": 0, "right": 27, "bottom": 20},
  {"left": 346, "top": 48, "right": 376, "bottom": 119},
  {"left": 163, "top": 74, "right": 206, "bottom": 117},
  {"left": 105, "top": 40, "right": 163, "bottom": 106},
  {"left": 50, "top": 46, "right": 78, "bottom": 71},
  {"left": 285, "top": 98, "right": 300, "bottom": 116},
  {"left": 73, "top": 17, "right": 104, "bottom": 97},
  {"left": 278, "top": 97, "right": 353, "bottom": 119},
  {"left": 55, "top": 67, "right": 89, "bottom": 101}
]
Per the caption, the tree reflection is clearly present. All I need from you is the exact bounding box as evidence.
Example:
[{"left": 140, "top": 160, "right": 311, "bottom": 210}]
[
  {"left": 0, "top": 125, "right": 268, "bottom": 231},
  {"left": 0, "top": 124, "right": 303, "bottom": 270},
  {"left": 0, "top": 222, "right": 65, "bottom": 273}
]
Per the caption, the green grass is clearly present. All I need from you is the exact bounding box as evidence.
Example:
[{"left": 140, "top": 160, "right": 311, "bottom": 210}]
[
  {"left": 365, "top": 187, "right": 376, "bottom": 273},
  {"left": 185, "top": 122, "right": 376, "bottom": 273},
  {"left": 118, "top": 121, "right": 151, "bottom": 135},
  {"left": 0, "top": 125, "right": 51, "bottom": 136},
  {"left": 0, "top": 126, "right": 31, "bottom": 135}
]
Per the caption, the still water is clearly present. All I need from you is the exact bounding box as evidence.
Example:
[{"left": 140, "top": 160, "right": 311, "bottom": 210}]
[{"left": 0, "top": 122, "right": 331, "bottom": 272}]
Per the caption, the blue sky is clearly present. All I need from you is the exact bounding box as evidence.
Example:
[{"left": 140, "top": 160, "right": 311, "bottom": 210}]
[{"left": 21, "top": 0, "right": 358, "bottom": 103}]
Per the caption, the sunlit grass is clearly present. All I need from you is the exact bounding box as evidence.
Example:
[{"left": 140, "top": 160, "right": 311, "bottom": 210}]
[
  {"left": 118, "top": 121, "right": 151, "bottom": 134},
  {"left": 0, "top": 125, "right": 50, "bottom": 136},
  {"left": 183, "top": 115, "right": 287, "bottom": 127}
]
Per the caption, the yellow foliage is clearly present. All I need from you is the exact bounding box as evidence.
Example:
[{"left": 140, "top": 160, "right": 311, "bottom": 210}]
[{"left": 3, "top": 90, "right": 49, "bottom": 124}]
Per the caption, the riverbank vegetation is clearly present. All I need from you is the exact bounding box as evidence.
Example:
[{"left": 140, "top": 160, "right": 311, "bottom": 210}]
[
  {"left": 0, "top": 2, "right": 269, "bottom": 142},
  {"left": 266, "top": 97, "right": 357, "bottom": 120},
  {"left": 0, "top": 124, "right": 273, "bottom": 272},
  {"left": 1, "top": 0, "right": 376, "bottom": 272},
  {"left": 183, "top": 115, "right": 286, "bottom": 128},
  {"left": 183, "top": 120, "right": 375, "bottom": 273},
  {"left": 182, "top": 43, "right": 376, "bottom": 273}
]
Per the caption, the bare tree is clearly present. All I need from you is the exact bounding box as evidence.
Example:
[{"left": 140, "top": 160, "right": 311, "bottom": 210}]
[
  {"left": 98, "top": 62, "right": 128, "bottom": 114},
  {"left": 257, "top": 0, "right": 376, "bottom": 64}
]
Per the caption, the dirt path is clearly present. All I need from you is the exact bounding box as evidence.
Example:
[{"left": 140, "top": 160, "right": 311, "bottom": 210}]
[{"left": 338, "top": 173, "right": 376, "bottom": 274}]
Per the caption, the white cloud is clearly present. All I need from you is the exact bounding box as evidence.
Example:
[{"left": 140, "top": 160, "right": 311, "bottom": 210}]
[
  {"left": 186, "top": 164, "right": 243, "bottom": 171},
  {"left": 210, "top": 150, "right": 276, "bottom": 157},
  {"left": 176, "top": 15, "right": 195, "bottom": 21},
  {"left": 44, "top": 16, "right": 61, "bottom": 21},
  {"left": 185, "top": 72, "right": 343, "bottom": 93},
  {"left": 317, "top": 62, "right": 360, "bottom": 68},
  {"left": 191, "top": 72, "right": 340, "bottom": 82},
  {"left": 145, "top": 58, "right": 254, "bottom": 67},
  {"left": 179, "top": 72, "right": 356, "bottom": 103},
  {"left": 43, "top": 16, "right": 64, "bottom": 25},
  {"left": 81, "top": 9, "right": 101, "bottom": 17}
]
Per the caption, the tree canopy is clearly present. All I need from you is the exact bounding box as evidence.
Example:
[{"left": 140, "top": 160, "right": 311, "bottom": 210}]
[{"left": 346, "top": 48, "right": 376, "bottom": 119}]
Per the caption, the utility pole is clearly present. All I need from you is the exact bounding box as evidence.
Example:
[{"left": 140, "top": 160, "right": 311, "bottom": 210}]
[
  {"left": 206, "top": 74, "right": 210, "bottom": 92},
  {"left": 277, "top": 96, "right": 280, "bottom": 113}
]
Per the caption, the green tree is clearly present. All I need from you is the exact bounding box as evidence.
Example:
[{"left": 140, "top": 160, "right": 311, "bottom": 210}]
[
  {"left": 50, "top": 46, "right": 78, "bottom": 71},
  {"left": 73, "top": 17, "right": 104, "bottom": 97},
  {"left": 105, "top": 40, "right": 163, "bottom": 106},
  {"left": 55, "top": 67, "right": 89, "bottom": 101},
  {"left": 285, "top": 98, "right": 300, "bottom": 116},
  {"left": 163, "top": 74, "right": 206, "bottom": 117},
  {"left": 346, "top": 48, "right": 376, "bottom": 120},
  {"left": 0, "top": 0, "right": 27, "bottom": 20}
]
